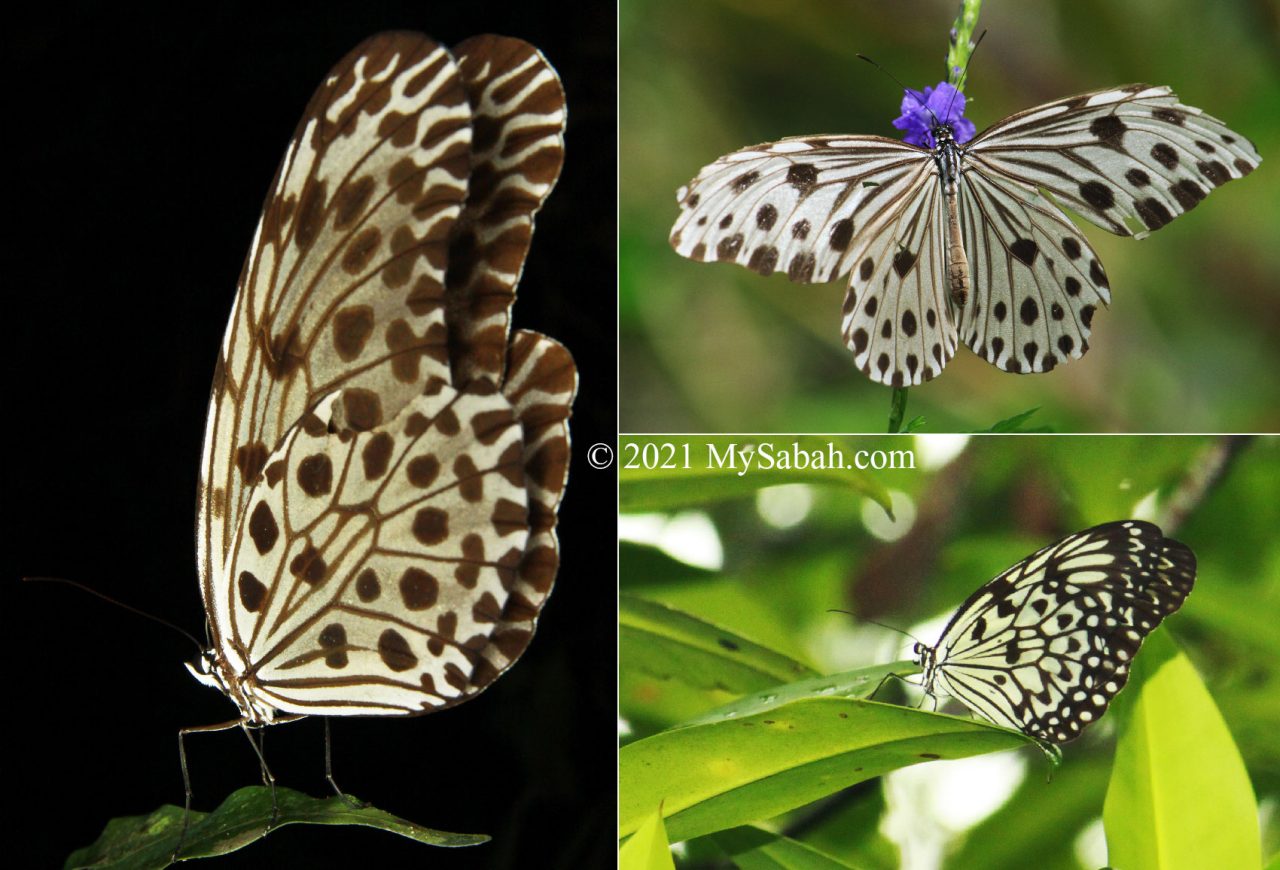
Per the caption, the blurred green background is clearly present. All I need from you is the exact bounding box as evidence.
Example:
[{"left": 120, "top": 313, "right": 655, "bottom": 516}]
[
  {"left": 620, "top": 0, "right": 1279, "bottom": 433},
  {"left": 619, "top": 434, "right": 1279, "bottom": 866}
]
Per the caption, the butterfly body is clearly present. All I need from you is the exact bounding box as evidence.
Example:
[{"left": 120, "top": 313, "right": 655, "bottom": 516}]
[
  {"left": 929, "top": 125, "right": 971, "bottom": 307},
  {"left": 912, "top": 520, "right": 1196, "bottom": 744},
  {"left": 671, "top": 84, "right": 1260, "bottom": 386}
]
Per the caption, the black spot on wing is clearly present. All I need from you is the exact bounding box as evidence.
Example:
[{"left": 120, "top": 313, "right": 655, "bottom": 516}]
[
  {"left": 1010, "top": 238, "right": 1038, "bottom": 266},
  {"left": 786, "top": 164, "right": 818, "bottom": 195},
  {"left": 1125, "top": 168, "right": 1151, "bottom": 187},
  {"left": 1135, "top": 198, "right": 1173, "bottom": 230},
  {"left": 829, "top": 218, "right": 854, "bottom": 251},
  {"left": 1079, "top": 181, "right": 1115, "bottom": 210},
  {"left": 1089, "top": 115, "right": 1126, "bottom": 143},
  {"left": 1151, "top": 143, "right": 1178, "bottom": 169}
]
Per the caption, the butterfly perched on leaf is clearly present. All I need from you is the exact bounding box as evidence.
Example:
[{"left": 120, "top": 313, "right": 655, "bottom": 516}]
[
  {"left": 912, "top": 521, "right": 1195, "bottom": 744},
  {"left": 189, "top": 32, "right": 575, "bottom": 733},
  {"left": 670, "top": 79, "right": 1260, "bottom": 387}
]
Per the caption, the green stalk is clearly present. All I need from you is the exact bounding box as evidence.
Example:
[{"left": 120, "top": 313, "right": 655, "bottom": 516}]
[{"left": 947, "top": 0, "right": 984, "bottom": 90}]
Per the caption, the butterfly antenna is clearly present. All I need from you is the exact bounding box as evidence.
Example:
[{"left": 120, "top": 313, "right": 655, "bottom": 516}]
[
  {"left": 856, "top": 53, "right": 941, "bottom": 129},
  {"left": 827, "top": 609, "right": 927, "bottom": 648},
  {"left": 24, "top": 576, "right": 205, "bottom": 653},
  {"left": 943, "top": 29, "right": 987, "bottom": 120}
]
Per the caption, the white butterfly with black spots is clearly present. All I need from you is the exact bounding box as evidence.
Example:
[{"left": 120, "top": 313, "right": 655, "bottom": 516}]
[
  {"left": 670, "top": 84, "right": 1260, "bottom": 386},
  {"left": 913, "top": 521, "right": 1195, "bottom": 744},
  {"left": 188, "top": 32, "right": 576, "bottom": 730}
]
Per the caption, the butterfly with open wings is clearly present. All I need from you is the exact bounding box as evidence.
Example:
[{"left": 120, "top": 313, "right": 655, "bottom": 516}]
[{"left": 671, "top": 82, "right": 1260, "bottom": 387}]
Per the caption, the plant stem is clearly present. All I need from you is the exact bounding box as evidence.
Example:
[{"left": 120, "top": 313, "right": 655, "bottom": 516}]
[
  {"left": 887, "top": 388, "right": 908, "bottom": 433},
  {"left": 1158, "top": 436, "right": 1253, "bottom": 535},
  {"left": 947, "top": 0, "right": 984, "bottom": 90}
]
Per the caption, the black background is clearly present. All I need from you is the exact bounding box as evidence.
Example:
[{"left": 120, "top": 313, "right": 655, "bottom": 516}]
[{"left": 9, "top": 3, "right": 615, "bottom": 867}]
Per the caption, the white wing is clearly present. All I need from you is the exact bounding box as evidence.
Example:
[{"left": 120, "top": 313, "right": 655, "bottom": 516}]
[
  {"left": 967, "top": 84, "right": 1261, "bottom": 239},
  {"left": 671, "top": 136, "right": 958, "bottom": 385},
  {"left": 928, "top": 521, "right": 1195, "bottom": 743},
  {"left": 198, "top": 33, "right": 574, "bottom": 721}
]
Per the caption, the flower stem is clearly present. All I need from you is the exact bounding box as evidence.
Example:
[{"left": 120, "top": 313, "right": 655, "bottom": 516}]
[
  {"left": 947, "top": 0, "right": 984, "bottom": 91},
  {"left": 887, "top": 387, "right": 908, "bottom": 433}
]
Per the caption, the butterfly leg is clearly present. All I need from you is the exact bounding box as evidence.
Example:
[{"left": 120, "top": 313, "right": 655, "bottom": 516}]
[
  {"left": 323, "top": 718, "right": 368, "bottom": 810},
  {"left": 175, "top": 717, "right": 244, "bottom": 860},
  {"left": 239, "top": 722, "right": 279, "bottom": 827}
]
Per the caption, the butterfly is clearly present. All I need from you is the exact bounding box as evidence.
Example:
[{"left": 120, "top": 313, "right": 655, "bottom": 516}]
[
  {"left": 912, "top": 521, "right": 1196, "bottom": 744},
  {"left": 186, "top": 30, "right": 575, "bottom": 769},
  {"left": 669, "top": 81, "right": 1260, "bottom": 386}
]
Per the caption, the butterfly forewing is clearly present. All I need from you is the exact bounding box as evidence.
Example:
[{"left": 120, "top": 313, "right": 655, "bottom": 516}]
[
  {"left": 446, "top": 35, "right": 567, "bottom": 388},
  {"left": 198, "top": 32, "right": 472, "bottom": 594},
  {"left": 967, "top": 85, "right": 1261, "bottom": 239},
  {"left": 670, "top": 81, "right": 1260, "bottom": 387},
  {"left": 671, "top": 136, "right": 932, "bottom": 285},
  {"left": 922, "top": 521, "right": 1195, "bottom": 743}
]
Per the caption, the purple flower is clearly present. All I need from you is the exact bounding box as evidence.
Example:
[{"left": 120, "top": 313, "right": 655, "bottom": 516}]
[{"left": 892, "top": 81, "right": 976, "bottom": 149}]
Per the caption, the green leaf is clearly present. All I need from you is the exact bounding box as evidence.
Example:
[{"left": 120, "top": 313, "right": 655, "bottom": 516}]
[
  {"left": 1103, "top": 630, "right": 1261, "bottom": 870},
  {"left": 712, "top": 825, "right": 867, "bottom": 868},
  {"left": 679, "top": 663, "right": 906, "bottom": 727},
  {"left": 66, "top": 786, "right": 487, "bottom": 869},
  {"left": 976, "top": 407, "right": 1042, "bottom": 433},
  {"left": 619, "top": 436, "right": 892, "bottom": 516},
  {"left": 620, "top": 596, "right": 818, "bottom": 730},
  {"left": 619, "top": 693, "right": 1034, "bottom": 844},
  {"left": 619, "top": 807, "right": 677, "bottom": 870}
]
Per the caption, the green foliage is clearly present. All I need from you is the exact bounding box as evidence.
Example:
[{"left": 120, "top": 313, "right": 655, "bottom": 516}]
[
  {"left": 620, "top": 679, "right": 1032, "bottom": 843},
  {"left": 66, "top": 786, "right": 486, "bottom": 869},
  {"left": 1104, "top": 631, "right": 1261, "bottom": 869},
  {"left": 618, "top": 434, "right": 1278, "bottom": 866},
  {"left": 620, "top": 808, "right": 677, "bottom": 870},
  {"left": 712, "top": 826, "right": 868, "bottom": 868}
]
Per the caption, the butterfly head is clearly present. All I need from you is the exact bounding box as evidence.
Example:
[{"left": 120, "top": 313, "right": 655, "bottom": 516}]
[
  {"left": 183, "top": 648, "right": 277, "bottom": 725},
  {"left": 912, "top": 641, "right": 934, "bottom": 670},
  {"left": 184, "top": 649, "right": 221, "bottom": 689}
]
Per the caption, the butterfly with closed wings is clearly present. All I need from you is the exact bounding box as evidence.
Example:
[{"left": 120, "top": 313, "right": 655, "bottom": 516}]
[
  {"left": 912, "top": 521, "right": 1195, "bottom": 745},
  {"left": 184, "top": 29, "right": 575, "bottom": 809},
  {"left": 670, "top": 80, "right": 1260, "bottom": 387}
]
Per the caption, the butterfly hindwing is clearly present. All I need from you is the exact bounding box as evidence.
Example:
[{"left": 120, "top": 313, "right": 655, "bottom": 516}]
[
  {"left": 224, "top": 378, "right": 531, "bottom": 717},
  {"left": 840, "top": 167, "right": 957, "bottom": 385},
  {"left": 925, "top": 521, "right": 1195, "bottom": 743},
  {"left": 956, "top": 167, "right": 1111, "bottom": 374}
]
